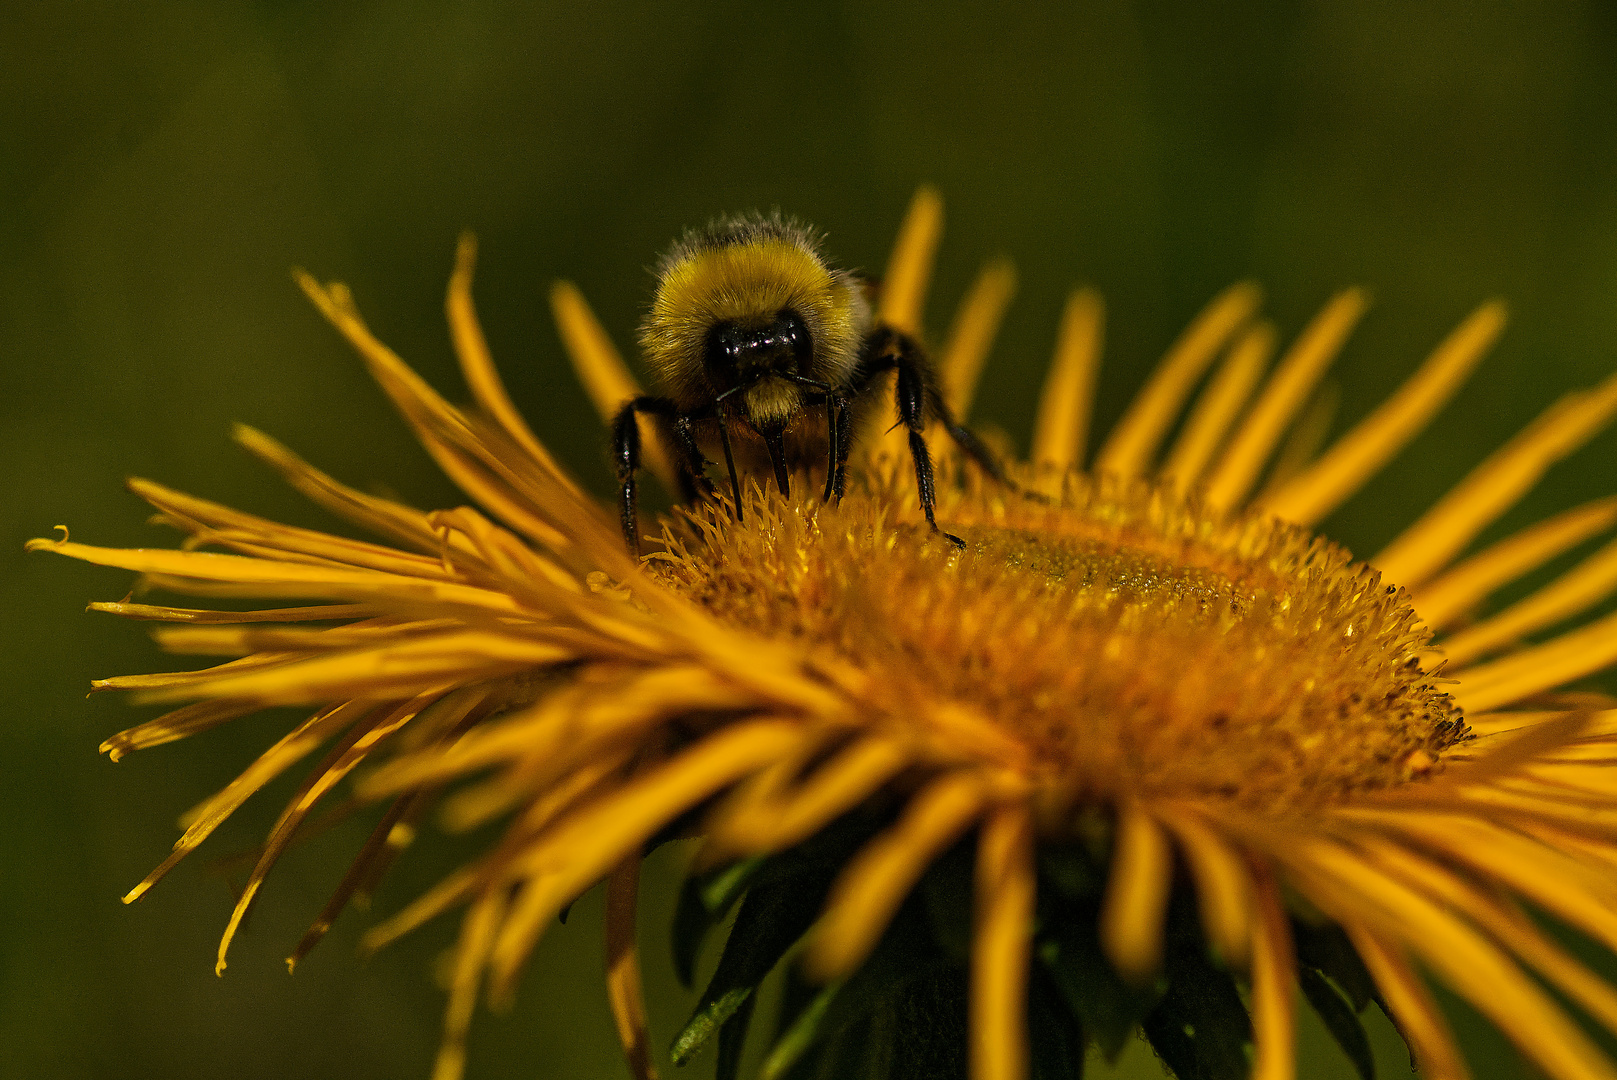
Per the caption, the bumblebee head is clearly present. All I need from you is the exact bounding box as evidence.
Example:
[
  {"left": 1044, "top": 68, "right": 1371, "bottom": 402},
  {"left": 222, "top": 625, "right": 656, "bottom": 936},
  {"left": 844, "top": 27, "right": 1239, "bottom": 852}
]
[{"left": 639, "top": 212, "right": 870, "bottom": 411}]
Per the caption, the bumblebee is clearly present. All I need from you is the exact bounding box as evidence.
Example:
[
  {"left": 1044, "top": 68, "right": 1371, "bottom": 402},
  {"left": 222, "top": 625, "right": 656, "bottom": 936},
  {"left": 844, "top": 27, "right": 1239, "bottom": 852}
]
[{"left": 613, "top": 211, "right": 1006, "bottom": 553}]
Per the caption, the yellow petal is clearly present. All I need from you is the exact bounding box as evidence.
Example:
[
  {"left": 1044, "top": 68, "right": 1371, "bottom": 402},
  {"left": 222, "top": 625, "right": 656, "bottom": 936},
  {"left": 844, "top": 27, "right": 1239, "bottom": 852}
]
[
  {"left": 604, "top": 856, "right": 659, "bottom": 1080},
  {"left": 970, "top": 805, "right": 1033, "bottom": 1080},
  {"left": 1203, "top": 288, "right": 1368, "bottom": 510},
  {"left": 1259, "top": 301, "right": 1503, "bottom": 526},
  {"left": 806, "top": 771, "right": 988, "bottom": 980},
  {"left": 1376, "top": 368, "right": 1617, "bottom": 588},
  {"left": 1160, "top": 807, "right": 1252, "bottom": 966},
  {"left": 1161, "top": 321, "right": 1274, "bottom": 489},
  {"left": 1248, "top": 867, "right": 1295, "bottom": 1080},
  {"left": 1095, "top": 281, "right": 1261, "bottom": 479},
  {"left": 1416, "top": 494, "right": 1617, "bottom": 632},
  {"left": 1345, "top": 928, "right": 1471, "bottom": 1080},
  {"left": 938, "top": 257, "right": 1018, "bottom": 422},
  {"left": 1030, "top": 287, "right": 1104, "bottom": 474},
  {"left": 1098, "top": 801, "right": 1172, "bottom": 983}
]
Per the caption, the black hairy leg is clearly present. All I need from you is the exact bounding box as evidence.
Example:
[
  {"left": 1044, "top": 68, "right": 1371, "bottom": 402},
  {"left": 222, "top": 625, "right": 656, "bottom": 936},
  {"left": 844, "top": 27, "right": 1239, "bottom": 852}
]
[
  {"left": 611, "top": 395, "right": 712, "bottom": 554},
  {"left": 856, "top": 325, "right": 1025, "bottom": 548}
]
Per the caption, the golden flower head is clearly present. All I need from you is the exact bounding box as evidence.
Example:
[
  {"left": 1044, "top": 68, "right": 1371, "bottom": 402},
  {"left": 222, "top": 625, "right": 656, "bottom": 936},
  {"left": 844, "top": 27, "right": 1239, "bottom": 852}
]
[{"left": 31, "top": 188, "right": 1617, "bottom": 1080}]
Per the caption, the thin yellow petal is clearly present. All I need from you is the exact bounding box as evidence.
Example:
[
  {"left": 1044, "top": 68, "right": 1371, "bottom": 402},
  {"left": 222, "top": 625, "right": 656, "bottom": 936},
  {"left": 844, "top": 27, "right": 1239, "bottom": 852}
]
[
  {"left": 88, "top": 600, "right": 379, "bottom": 624},
  {"left": 708, "top": 736, "right": 912, "bottom": 857},
  {"left": 605, "top": 856, "right": 659, "bottom": 1080},
  {"left": 362, "top": 666, "right": 751, "bottom": 799},
  {"left": 1203, "top": 288, "right": 1369, "bottom": 511},
  {"left": 1160, "top": 808, "right": 1251, "bottom": 966},
  {"left": 448, "top": 234, "right": 574, "bottom": 487},
  {"left": 230, "top": 424, "right": 448, "bottom": 555},
  {"left": 99, "top": 698, "right": 259, "bottom": 761},
  {"left": 485, "top": 720, "right": 803, "bottom": 1004},
  {"left": 431, "top": 887, "right": 507, "bottom": 1080},
  {"left": 295, "top": 274, "right": 583, "bottom": 556},
  {"left": 216, "top": 695, "right": 434, "bottom": 974},
  {"left": 1095, "top": 281, "right": 1261, "bottom": 479},
  {"left": 287, "top": 791, "right": 430, "bottom": 971},
  {"left": 1291, "top": 839, "right": 1617, "bottom": 1080},
  {"left": 1259, "top": 301, "right": 1504, "bottom": 525},
  {"left": 1442, "top": 534, "right": 1617, "bottom": 665},
  {"left": 152, "top": 619, "right": 456, "bottom": 656},
  {"left": 1249, "top": 867, "right": 1295, "bottom": 1080},
  {"left": 939, "top": 258, "right": 1017, "bottom": 421},
  {"left": 128, "top": 476, "right": 451, "bottom": 578},
  {"left": 1416, "top": 495, "right": 1617, "bottom": 632},
  {"left": 871, "top": 186, "right": 945, "bottom": 463},
  {"left": 140, "top": 631, "right": 568, "bottom": 706},
  {"left": 1361, "top": 836, "right": 1617, "bottom": 1036},
  {"left": 1161, "top": 321, "right": 1274, "bottom": 489},
  {"left": 1454, "top": 606, "right": 1617, "bottom": 713},
  {"left": 1099, "top": 801, "right": 1173, "bottom": 983},
  {"left": 92, "top": 652, "right": 298, "bottom": 694},
  {"left": 880, "top": 185, "right": 944, "bottom": 337},
  {"left": 1375, "top": 369, "right": 1617, "bottom": 588},
  {"left": 1340, "top": 810, "right": 1617, "bottom": 954},
  {"left": 548, "top": 280, "right": 677, "bottom": 489},
  {"left": 121, "top": 701, "right": 365, "bottom": 902},
  {"left": 806, "top": 772, "right": 988, "bottom": 981},
  {"left": 1345, "top": 928, "right": 1471, "bottom": 1080},
  {"left": 28, "top": 538, "right": 524, "bottom": 617},
  {"left": 1030, "top": 288, "right": 1104, "bottom": 473},
  {"left": 971, "top": 805, "right": 1033, "bottom": 1080},
  {"left": 1255, "top": 382, "right": 1339, "bottom": 498},
  {"left": 359, "top": 752, "right": 623, "bottom": 956}
]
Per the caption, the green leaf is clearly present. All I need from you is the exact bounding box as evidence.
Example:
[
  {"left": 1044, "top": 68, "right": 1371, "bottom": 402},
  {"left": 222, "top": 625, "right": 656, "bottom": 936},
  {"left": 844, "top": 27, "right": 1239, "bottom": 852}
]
[
  {"left": 1039, "top": 912, "right": 1164, "bottom": 1060},
  {"left": 703, "top": 855, "right": 768, "bottom": 911},
  {"left": 1293, "top": 920, "right": 1379, "bottom": 1013},
  {"left": 885, "top": 965, "right": 969, "bottom": 1080},
  {"left": 671, "top": 856, "right": 766, "bottom": 988},
  {"left": 761, "top": 899, "right": 963, "bottom": 1078},
  {"left": 1140, "top": 946, "right": 1252, "bottom": 1080},
  {"left": 715, "top": 990, "right": 757, "bottom": 1080},
  {"left": 1028, "top": 965, "right": 1086, "bottom": 1080},
  {"left": 1299, "top": 966, "right": 1375, "bottom": 1080},
  {"left": 672, "top": 875, "right": 830, "bottom": 1066},
  {"left": 671, "top": 875, "right": 714, "bottom": 990},
  {"left": 762, "top": 980, "right": 842, "bottom": 1080}
]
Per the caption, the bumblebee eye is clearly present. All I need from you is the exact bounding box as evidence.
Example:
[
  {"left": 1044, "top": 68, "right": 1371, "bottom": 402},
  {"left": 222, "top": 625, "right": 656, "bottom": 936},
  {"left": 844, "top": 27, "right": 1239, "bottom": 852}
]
[{"left": 773, "top": 309, "right": 814, "bottom": 368}]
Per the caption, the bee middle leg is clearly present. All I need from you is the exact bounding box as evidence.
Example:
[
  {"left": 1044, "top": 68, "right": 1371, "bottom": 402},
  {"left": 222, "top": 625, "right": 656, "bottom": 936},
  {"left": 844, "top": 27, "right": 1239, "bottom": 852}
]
[{"left": 850, "top": 327, "right": 967, "bottom": 548}]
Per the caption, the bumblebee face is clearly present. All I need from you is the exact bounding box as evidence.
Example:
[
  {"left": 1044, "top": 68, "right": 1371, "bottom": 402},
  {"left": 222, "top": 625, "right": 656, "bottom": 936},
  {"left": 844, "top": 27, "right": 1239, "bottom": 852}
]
[
  {"left": 703, "top": 308, "right": 814, "bottom": 384},
  {"left": 639, "top": 213, "right": 870, "bottom": 425}
]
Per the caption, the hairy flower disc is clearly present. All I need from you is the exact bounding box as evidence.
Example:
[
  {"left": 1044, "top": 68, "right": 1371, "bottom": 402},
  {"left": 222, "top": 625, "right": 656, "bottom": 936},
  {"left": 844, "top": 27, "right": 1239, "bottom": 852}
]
[{"left": 658, "top": 472, "right": 1465, "bottom": 816}]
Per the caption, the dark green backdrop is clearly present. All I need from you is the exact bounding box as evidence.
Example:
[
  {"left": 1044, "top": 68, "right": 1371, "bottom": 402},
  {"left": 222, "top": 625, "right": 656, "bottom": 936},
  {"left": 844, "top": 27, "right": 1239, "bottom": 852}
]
[{"left": 4, "top": 4, "right": 1615, "bottom": 1079}]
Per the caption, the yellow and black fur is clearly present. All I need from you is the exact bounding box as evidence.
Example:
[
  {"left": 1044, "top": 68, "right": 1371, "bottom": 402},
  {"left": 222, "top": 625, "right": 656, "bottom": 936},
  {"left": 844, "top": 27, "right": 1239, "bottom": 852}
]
[{"left": 614, "top": 211, "right": 1006, "bottom": 552}]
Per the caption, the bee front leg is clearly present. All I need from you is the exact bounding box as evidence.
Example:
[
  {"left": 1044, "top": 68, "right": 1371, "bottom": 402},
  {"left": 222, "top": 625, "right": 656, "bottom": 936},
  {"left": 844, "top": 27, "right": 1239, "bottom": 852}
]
[
  {"left": 825, "top": 393, "right": 851, "bottom": 502},
  {"left": 612, "top": 400, "right": 648, "bottom": 554},
  {"left": 761, "top": 425, "right": 791, "bottom": 498},
  {"left": 613, "top": 395, "right": 707, "bottom": 555},
  {"left": 672, "top": 414, "right": 718, "bottom": 501}
]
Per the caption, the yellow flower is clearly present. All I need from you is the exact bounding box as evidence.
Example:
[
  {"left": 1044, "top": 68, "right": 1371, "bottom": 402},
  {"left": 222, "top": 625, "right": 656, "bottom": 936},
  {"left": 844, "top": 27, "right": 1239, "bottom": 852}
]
[{"left": 31, "top": 188, "right": 1617, "bottom": 1080}]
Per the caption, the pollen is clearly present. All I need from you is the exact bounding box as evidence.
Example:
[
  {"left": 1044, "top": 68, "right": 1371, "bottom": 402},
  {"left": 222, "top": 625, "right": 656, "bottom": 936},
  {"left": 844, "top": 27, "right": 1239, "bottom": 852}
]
[{"left": 656, "top": 470, "right": 1464, "bottom": 817}]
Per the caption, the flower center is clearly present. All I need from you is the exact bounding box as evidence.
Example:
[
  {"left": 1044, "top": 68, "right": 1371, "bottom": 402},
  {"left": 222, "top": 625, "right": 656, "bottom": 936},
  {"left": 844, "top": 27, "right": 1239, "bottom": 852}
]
[{"left": 654, "top": 473, "right": 1467, "bottom": 814}]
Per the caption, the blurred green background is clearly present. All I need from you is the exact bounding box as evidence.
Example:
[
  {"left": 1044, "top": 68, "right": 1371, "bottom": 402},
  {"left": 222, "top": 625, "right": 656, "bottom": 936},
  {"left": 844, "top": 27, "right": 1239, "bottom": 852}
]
[{"left": 4, "top": 3, "right": 1616, "bottom": 1078}]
